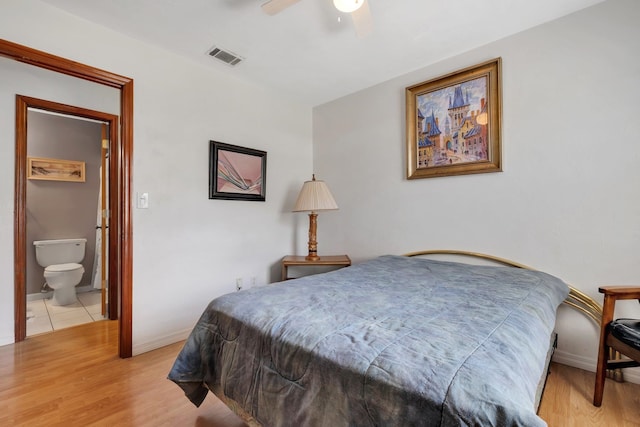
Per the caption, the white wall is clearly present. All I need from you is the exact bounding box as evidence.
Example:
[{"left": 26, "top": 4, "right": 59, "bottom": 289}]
[
  {"left": 313, "top": 0, "right": 640, "bottom": 380},
  {"left": 0, "top": 0, "right": 313, "bottom": 353}
]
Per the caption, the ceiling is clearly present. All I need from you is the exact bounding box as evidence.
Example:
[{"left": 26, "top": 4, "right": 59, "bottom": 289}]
[{"left": 41, "top": 0, "right": 603, "bottom": 107}]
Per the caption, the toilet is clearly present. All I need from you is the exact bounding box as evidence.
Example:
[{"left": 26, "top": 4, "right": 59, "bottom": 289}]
[{"left": 33, "top": 238, "right": 87, "bottom": 306}]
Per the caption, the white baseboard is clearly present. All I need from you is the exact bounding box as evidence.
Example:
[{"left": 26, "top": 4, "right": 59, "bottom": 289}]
[
  {"left": 553, "top": 349, "right": 640, "bottom": 385},
  {"left": 132, "top": 328, "right": 192, "bottom": 356}
]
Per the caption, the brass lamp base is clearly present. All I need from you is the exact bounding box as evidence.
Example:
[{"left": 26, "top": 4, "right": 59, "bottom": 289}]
[{"left": 305, "top": 212, "right": 320, "bottom": 261}]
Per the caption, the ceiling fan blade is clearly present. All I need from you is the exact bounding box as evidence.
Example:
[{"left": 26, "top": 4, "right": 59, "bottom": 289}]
[
  {"left": 351, "top": 0, "right": 373, "bottom": 38},
  {"left": 261, "top": 0, "right": 302, "bottom": 16}
]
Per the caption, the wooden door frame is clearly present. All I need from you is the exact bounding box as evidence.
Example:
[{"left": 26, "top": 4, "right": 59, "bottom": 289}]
[
  {"left": 17, "top": 96, "right": 120, "bottom": 318},
  {"left": 1, "top": 39, "right": 133, "bottom": 358}
]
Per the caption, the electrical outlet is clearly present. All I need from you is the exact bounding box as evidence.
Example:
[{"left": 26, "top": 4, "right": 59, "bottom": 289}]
[{"left": 236, "top": 278, "right": 243, "bottom": 291}]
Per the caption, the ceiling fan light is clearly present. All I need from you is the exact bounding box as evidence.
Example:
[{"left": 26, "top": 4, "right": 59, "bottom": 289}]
[{"left": 333, "top": 0, "right": 364, "bottom": 13}]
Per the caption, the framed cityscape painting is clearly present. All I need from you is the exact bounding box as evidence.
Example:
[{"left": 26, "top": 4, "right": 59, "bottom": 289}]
[
  {"left": 209, "top": 140, "right": 266, "bottom": 201},
  {"left": 406, "top": 58, "right": 502, "bottom": 179}
]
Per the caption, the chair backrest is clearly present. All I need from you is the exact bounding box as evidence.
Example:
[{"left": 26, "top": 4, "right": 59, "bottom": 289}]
[{"left": 593, "top": 286, "right": 640, "bottom": 406}]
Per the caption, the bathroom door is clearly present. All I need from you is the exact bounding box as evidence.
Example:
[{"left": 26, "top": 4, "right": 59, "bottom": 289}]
[{"left": 100, "top": 124, "right": 108, "bottom": 315}]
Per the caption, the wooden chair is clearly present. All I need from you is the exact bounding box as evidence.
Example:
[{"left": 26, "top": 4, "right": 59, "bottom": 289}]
[{"left": 593, "top": 286, "right": 640, "bottom": 407}]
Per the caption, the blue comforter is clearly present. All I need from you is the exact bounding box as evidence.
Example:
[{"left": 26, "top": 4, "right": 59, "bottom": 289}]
[{"left": 168, "top": 255, "right": 568, "bottom": 426}]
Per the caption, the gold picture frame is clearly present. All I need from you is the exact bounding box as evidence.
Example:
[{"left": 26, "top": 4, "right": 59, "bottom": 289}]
[
  {"left": 27, "top": 156, "right": 86, "bottom": 182},
  {"left": 406, "top": 58, "right": 502, "bottom": 179}
]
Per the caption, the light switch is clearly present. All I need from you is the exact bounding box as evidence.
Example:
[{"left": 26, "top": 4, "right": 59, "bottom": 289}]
[{"left": 137, "top": 192, "right": 149, "bottom": 209}]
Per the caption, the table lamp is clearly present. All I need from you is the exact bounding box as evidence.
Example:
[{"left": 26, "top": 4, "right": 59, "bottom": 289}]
[{"left": 293, "top": 174, "right": 338, "bottom": 260}]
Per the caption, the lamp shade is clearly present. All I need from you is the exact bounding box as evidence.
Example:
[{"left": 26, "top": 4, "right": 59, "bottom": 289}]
[
  {"left": 333, "top": 0, "right": 364, "bottom": 13},
  {"left": 293, "top": 175, "right": 338, "bottom": 212}
]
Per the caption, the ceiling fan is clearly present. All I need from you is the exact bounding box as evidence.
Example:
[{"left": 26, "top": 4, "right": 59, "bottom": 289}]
[{"left": 261, "top": 0, "right": 373, "bottom": 38}]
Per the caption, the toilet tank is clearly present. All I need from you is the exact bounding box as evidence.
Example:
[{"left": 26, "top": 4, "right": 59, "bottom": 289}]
[{"left": 33, "top": 238, "right": 87, "bottom": 267}]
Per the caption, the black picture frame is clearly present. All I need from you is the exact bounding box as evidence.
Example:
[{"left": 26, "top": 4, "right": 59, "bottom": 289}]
[{"left": 209, "top": 140, "right": 267, "bottom": 201}]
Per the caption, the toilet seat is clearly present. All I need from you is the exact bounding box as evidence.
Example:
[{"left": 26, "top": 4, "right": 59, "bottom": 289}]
[{"left": 45, "top": 262, "right": 83, "bottom": 273}]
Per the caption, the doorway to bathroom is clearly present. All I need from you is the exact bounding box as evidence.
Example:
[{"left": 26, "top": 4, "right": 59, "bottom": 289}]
[
  {"left": 15, "top": 95, "right": 120, "bottom": 341},
  {"left": 3, "top": 38, "right": 133, "bottom": 358},
  {"left": 23, "top": 103, "right": 117, "bottom": 336}
]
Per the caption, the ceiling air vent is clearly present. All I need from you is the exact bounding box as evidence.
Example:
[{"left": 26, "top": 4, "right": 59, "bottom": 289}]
[{"left": 207, "top": 46, "right": 243, "bottom": 67}]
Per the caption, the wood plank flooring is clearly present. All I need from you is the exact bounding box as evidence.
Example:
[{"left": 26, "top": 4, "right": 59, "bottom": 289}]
[{"left": 1, "top": 320, "right": 638, "bottom": 426}]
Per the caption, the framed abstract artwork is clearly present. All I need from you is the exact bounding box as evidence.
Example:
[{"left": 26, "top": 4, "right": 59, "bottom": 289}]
[
  {"left": 27, "top": 156, "right": 86, "bottom": 182},
  {"left": 406, "top": 58, "right": 502, "bottom": 179},
  {"left": 209, "top": 140, "right": 267, "bottom": 201}
]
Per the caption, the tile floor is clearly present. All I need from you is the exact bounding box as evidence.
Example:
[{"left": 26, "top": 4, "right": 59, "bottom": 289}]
[{"left": 26, "top": 291, "right": 105, "bottom": 337}]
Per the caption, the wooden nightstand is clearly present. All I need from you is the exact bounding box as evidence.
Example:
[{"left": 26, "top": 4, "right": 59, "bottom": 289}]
[{"left": 281, "top": 255, "right": 351, "bottom": 281}]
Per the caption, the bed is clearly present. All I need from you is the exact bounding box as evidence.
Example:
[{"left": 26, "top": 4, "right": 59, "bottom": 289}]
[{"left": 168, "top": 252, "right": 578, "bottom": 426}]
